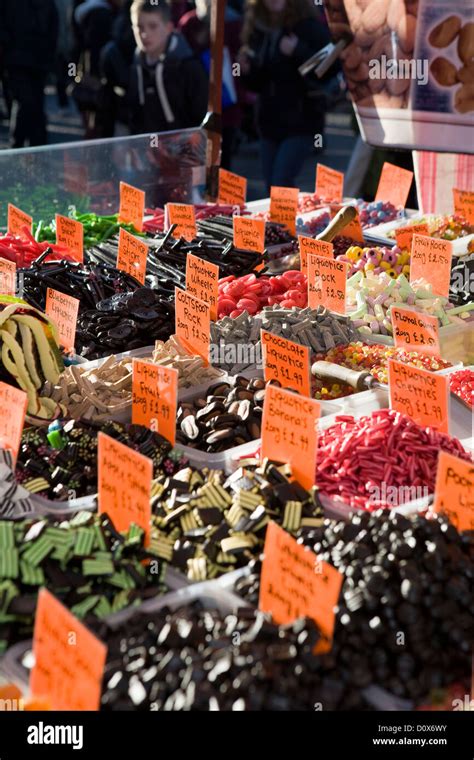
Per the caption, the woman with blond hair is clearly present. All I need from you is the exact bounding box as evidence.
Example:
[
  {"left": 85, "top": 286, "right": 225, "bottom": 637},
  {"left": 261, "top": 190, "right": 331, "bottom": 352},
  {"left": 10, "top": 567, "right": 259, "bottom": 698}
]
[{"left": 239, "top": 0, "right": 330, "bottom": 192}]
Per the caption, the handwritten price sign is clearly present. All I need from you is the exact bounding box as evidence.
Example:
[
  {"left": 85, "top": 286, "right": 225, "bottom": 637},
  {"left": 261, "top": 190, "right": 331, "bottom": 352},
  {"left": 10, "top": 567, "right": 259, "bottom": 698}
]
[
  {"left": 307, "top": 254, "right": 347, "bottom": 314},
  {"left": 175, "top": 287, "right": 210, "bottom": 364},
  {"left": 0, "top": 382, "right": 28, "bottom": 465},
  {"left": 261, "top": 330, "right": 311, "bottom": 397},
  {"left": 388, "top": 359, "right": 448, "bottom": 434},
  {"left": 185, "top": 253, "right": 219, "bottom": 321},
  {"left": 433, "top": 451, "right": 473, "bottom": 532},
  {"left": 132, "top": 359, "right": 178, "bottom": 445},
  {"left": 391, "top": 307, "right": 440, "bottom": 356},
  {"left": 270, "top": 186, "right": 298, "bottom": 235}
]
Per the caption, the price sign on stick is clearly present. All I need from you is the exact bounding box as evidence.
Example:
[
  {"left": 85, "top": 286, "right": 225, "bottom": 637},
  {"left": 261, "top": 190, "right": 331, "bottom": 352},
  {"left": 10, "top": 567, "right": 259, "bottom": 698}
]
[
  {"left": 175, "top": 287, "right": 210, "bottom": 364},
  {"left": 261, "top": 330, "right": 311, "bottom": 397},
  {"left": 98, "top": 432, "right": 152, "bottom": 544},
  {"left": 391, "top": 307, "right": 440, "bottom": 356},
  {"left": 31, "top": 589, "right": 107, "bottom": 711},
  {"left": 270, "top": 186, "right": 298, "bottom": 235},
  {"left": 259, "top": 522, "right": 343, "bottom": 653},
  {"left": 0, "top": 382, "right": 28, "bottom": 466},
  {"left": 261, "top": 384, "right": 320, "bottom": 490},
  {"left": 233, "top": 216, "right": 265, "bottom": 254},
  {"left": 45, "top": 287, "right": 79, "bottom": 354},
  {"left": 186, "top": 253, "right": 219, "bottom": 321},
  {"left": 7, "top": 204, "right": 32, "bottom": 238},
  {"left": 119, "top": 182, "right": 145, "bottom": 231},
  {"left": 388, "top": 359, "right": 449, "bottom": 434},
  {"left": 0, "top": 258, "right": 16, "bottom": 296},
  {"left": 453, "top": 188, "right": 474, "bottom": 224},
  {"left": 307, "top": 254, "right": 346, "bottom": 314},
  {"left": 315, "top": 164, "right": 344, "bottom": 202},
  {"left": 166, "top": 203, "right": 197, "bottom": 241},
  {"left": 132, "top": 359, "right": 178, "bottom": 445},
  {"left": 117, "top": 227, "right": 148, "bottom": 284},
  {"left": 298, "top": 236, "right": 333, "bottom": 277},
  {"left": 375, "top": 162, "right": 413, "bottom": 208},
  {"left": 410, "top": 235, "right": 452, "bottom": 297},
  {"left": 218, "top": 168, "right": 247, "bottom": 206},
  {"left": 55, "top": 214, "right": 84, "bottom": 263},
  {"left": 433, "top": 451, "right": 473, "bottom": 532}
]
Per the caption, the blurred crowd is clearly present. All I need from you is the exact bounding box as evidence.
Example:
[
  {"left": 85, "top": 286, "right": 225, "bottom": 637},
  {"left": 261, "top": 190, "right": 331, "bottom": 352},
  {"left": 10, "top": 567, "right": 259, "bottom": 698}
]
[{"left": 0, "top": 0, "right": 337, "bottom": 189}]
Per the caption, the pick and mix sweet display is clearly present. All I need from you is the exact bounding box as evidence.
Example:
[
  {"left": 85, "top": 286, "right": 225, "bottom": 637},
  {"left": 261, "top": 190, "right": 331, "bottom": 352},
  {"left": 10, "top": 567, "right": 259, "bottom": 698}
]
[{"left": 0, "top": 160, "right": 472, "bottom": 715}]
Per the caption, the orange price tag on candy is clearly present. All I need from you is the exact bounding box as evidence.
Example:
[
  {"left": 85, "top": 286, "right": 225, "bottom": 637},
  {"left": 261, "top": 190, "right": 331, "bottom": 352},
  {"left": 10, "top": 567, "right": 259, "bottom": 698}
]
[
  {"left": 0, "top": 258, "right": 16, "bottom": 296},
  {"left": 218, "top": 168, "right": 247, "bottom": 206},
  {"left": 186, "top": 253, "right": 219, "bottom": 321},
  {"left": 453, "top": 188, "right": 474, "bottom": 224},
  {"left": 391, "top": 307, "right": 440, "bottom": 356},
  {"left": 261, "top": 384, "right": 320, "bottom": 490},
  {"left": 388, "top": 359, "right": 448, "bottom": 434},
  {"left": 0, "top": 381, "right": 27, "bottom": 466},
  {"left": 175, "top": 287, "right": 210, "bottom": 364},
  {"left": 340, "top": 208, "right": 364, "bottom": 243},
  {"left": 7, "top": 204, "right": 32, "bottom": 239},
  {"left": 432, "top": 451, "right": 473, "bottom": 532},
  {"left": 98, "top": 432, "right": 153, "bottom": 544},
  {"left": 298, "top": 235, "right": 333, "bottom": 277},
  {"left": 410, "top": 235, "right": 452, "bottom": 297},
  {"left": 270, "top": 186, "right": 298, "bottom": 235},
  {"left": 31, "top": 589, "right": 107, "bottom": 711},
  {"left": 132, "top": 359, "right": 178, "bottom": 445},
  {"left": 117, "top": 227, "right": 148, "bottom": 284},
  {"left": 55, "top": 214, "right": 84, "bottom": 263},
  {"left": 261, "top": 330, "right": 311, "bottom": 397},
  {"left": 119, "top": 181, "right": 145, "bottom": 232},
  {"left": 233, "top": 215, "right": 265, "bottom": 254},
  {"left": 307, "top": 254, "right": 346, "bottom": 314},
  {"left": 315, "top": 164, "right": 344, "bottom": 202},
  {"left": 395, "top": 223, "right": 429, "bottom": 251},
  {"left": 45, "top": 287, "right": 79, "bottom": 354},
  {"left": 375, "top": 162, "right": 413, "bottom": 208},
  {"left": 166, "top": 203, "right": 197, "bottom": 241},
  {"left": 259, "top": 522, "right": 343, "bottom": 653}
]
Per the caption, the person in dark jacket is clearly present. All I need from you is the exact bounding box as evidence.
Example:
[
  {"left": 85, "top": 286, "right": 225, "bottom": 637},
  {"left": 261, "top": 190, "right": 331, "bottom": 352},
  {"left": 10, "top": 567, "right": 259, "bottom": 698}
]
[
  {"left": 0, "top": 0, "right": 58, "bottom": 147},
  {"left": 239, "top": 0, "right": 330, "bottom": 191},
  {"left": 127, "top": 0, "right": 208, "bottom": 135}
]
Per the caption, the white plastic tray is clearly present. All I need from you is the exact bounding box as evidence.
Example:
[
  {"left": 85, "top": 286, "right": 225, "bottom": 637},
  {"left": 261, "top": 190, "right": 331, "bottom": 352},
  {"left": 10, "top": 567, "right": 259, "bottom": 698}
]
[{"left": 363, "top": 216, "right": 474, "bottom": 256}]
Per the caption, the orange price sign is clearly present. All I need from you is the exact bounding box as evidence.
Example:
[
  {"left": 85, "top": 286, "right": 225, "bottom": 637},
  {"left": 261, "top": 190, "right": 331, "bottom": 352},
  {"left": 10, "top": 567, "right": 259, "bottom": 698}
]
[
  {"left": 233, "top": 215, "right": 265, "bottom": 254},
  {"left": 388, "top": 359, "right": 448, "bottom": 434},
  {"left": 31, "top": 589, "right": 107, "bottom": 711},
  {"left": 395, "top": 223, "right": 429, "bottom": 251},
  {"left": 55, "top": 214, "right": 84, "bottom": 263},
  {"left": 391, "top": 307, "right": 440, "bottom": 356},
  {"left": 7, "top": 204, "right": 32, "bottom": 239},
  {"left": 0, "top": 258, "right": 16, "bottom": 296},
  {"left": 119, "top": 181, "right": 145, "bottom": 231},
  {"left": 186, "top": 253, "right": 219, "bottom": 321},
  {"left": 261, "top": 329, "right": 311, "bottom": 397},
  {"left": 132, "top": 359, "right": 178, "bottom": 445},
  {"left": 410, "top": 235, "right": 452, "bottom": 297},
  {"left": 298, "top": 235, "right": 333, "bottom": 277},
  {"left": 117, "top": 227, "right": 148, "bottom": 284},
  {"left": 307, "top": 254, "right": 347, "bottom": 314},
  {"left": 270, "top": 186, "right": 298, "bottom": 235},
  {"left": 166, "top": 203, "right": 197, "bottom": 241},
  {"left": 218, "top": 168, "right": 247, "bottom": 206},
  {"left": 432, "top": 451, "right": 473, "bottom": 532},
  {"left": 340, "top": 208, "right": 364, "bottom": 243},
  {"left": 0, "top": 381, "right": 28, "bottom": 466},
  {"left": 453, "top": 188, "right": 474, "bottom": 224},
  {"left": 98, "top": 432, "right": 153, "bottom": 544},
  {"left": 175, "top": 287, "right": 210, "bottom": 364},
  {"left": 375, "top": 162, "right": 413, "bottom": 208},
  {"left": 259, "top": 522, "right": 343, "bottom": 653},
  {"left": 45, "top": 287, "right": 79, "bottom": 354},
  {"left": 261, "top": 384, "right": 320, "bottom": 490},
  {"left": 315, "top": 164, "right": 344, "bottom": 202}
]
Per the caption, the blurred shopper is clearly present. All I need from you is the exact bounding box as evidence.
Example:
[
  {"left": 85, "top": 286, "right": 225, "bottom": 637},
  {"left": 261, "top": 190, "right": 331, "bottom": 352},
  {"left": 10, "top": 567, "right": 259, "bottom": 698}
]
[
  {"left": 126, "top": 0, "right": 207, "bottom": 135},
  {"left": 179, "top": 0, "right": 244, "bottom": 170},
  {"left": 239, "top": 0, "right": 330, "bottom": 191},
  {"left": 0, "top": 0, "right": 58, "bottom": 147}
]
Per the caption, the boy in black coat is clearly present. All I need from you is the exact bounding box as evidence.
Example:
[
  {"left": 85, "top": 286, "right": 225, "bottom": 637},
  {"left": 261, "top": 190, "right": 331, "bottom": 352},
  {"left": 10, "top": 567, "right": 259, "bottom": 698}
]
[{"left": 127, "top": 0, "right": 207, "bottom": 135}]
